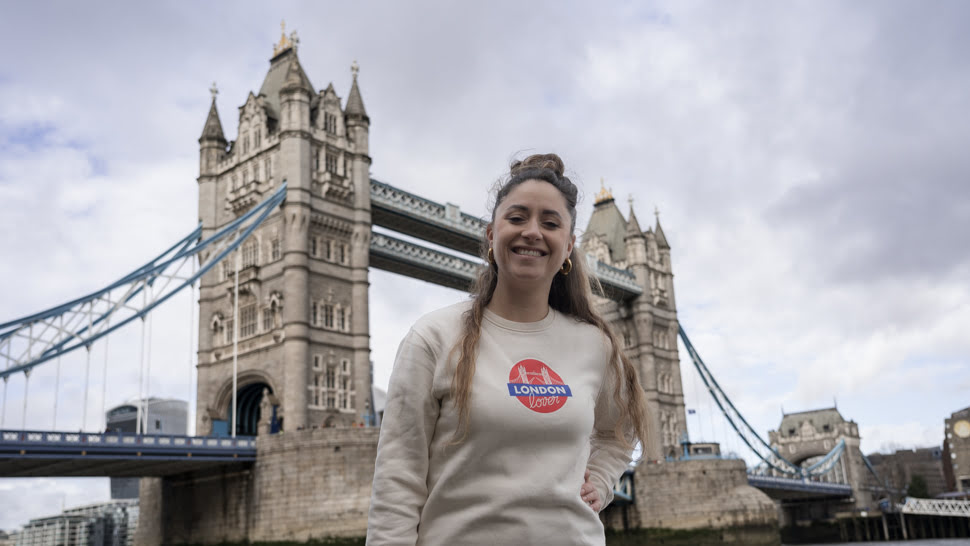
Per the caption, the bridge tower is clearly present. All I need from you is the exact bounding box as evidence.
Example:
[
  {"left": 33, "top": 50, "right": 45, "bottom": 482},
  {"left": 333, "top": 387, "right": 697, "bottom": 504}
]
[
  {"left": 769, "top": 407, "right": 876, "bottom": 513},
  {"left": 195, "top": 30, "right": 372, "bottom": 436},
  {"left": 582, "top": 186, "right": 685, "bottom": 460}
]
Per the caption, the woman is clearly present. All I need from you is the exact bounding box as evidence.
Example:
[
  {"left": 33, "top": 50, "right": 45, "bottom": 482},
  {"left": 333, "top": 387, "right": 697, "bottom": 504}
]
[{"left": 367, "top": 154, "right": 649, "bottom": 545}]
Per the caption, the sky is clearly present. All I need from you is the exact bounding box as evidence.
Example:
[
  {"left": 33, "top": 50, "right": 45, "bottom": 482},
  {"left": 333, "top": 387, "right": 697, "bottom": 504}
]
[{"left": 1, "top": 0, "right": 969, "bottom": 531}]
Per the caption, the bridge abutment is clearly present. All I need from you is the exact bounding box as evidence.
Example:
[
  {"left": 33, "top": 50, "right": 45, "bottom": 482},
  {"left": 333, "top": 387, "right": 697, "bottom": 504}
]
[
  {"left": 136, "top": 427, "right": 379, "bottom": 545},
  {"left": 602, "top": 459, "right": 780, "bottom": 543}
]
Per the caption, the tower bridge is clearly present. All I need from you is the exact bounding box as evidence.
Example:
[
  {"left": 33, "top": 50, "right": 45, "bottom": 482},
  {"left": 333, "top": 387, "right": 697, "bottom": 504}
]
[{"left": 0, "top": 31, "right": 912, "bottom": 543}]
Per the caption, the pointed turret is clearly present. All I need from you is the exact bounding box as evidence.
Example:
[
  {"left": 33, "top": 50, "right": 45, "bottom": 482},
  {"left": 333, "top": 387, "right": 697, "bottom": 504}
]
[
  {"left": 655, "top": 216, "right": 670, "bottom": 249},
  {"left": 624, "top": 199, "right": 648, "bottom": 267},
  {"left": 583, "top": 178, "right": 628, "bottom": 264},
  {"left": 626, "top": 204, "right": 643, "bottom": 238},
  {"left": 281, "top": 58, "right": 313, "bottom": 94},
  {"left": 200, "top": 96, "right": 226, "bottom": 144},
  {"left": 345, "top": 61, "right": 368, "bottom": 121}
]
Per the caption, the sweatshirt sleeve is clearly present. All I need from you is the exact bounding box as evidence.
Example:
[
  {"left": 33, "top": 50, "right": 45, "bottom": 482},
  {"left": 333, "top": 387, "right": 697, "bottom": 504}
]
[
  {"left": 586, "top": 355, "right": 635, "bottom": 510},
  {"left": 367, "top": 329, "right": 440, "bottom": 545}
]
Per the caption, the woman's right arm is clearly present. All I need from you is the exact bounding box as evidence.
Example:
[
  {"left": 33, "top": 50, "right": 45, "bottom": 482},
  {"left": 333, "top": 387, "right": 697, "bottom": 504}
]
[{"left": 366, "top": 328, "right": 440, "bottom": 545}]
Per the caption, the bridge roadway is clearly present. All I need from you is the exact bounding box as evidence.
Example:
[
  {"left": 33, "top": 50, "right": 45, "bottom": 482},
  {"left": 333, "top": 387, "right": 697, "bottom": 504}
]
[
  {"left": 0, "top": 429, "right": 255, "bottom": 477},
  {"left": 748, "top": 474, "right": 853, "bottom": 501}
]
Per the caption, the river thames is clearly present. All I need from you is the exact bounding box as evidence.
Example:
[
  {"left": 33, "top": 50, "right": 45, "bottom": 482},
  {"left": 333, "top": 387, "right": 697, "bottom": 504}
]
[{"left": 796, "top": 538, "right": 970, "bottom": 546}]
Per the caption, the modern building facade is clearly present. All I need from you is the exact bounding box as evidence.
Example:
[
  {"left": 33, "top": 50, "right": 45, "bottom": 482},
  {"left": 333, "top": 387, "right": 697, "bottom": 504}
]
[
  {"left": 105, "top": 399, "right": 187, "bottom": 498},
  {"left": 195, "top": 30, "right": 372, "bottom": 437},
  {"left": 943, "top": 405, "right": 970, "bottom": 492},
  {"left": 14, "top": 500, "right": 137, "bottom": 546}
]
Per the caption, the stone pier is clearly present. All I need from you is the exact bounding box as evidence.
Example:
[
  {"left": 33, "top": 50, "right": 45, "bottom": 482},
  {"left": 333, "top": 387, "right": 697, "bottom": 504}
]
[{"left": 136, "top": 427, "right": 379, "bottom": 545}]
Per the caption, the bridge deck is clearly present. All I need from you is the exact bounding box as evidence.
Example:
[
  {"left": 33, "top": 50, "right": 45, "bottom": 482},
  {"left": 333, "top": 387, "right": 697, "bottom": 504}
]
[
  {"left": 748, "top": 474, "right": 853, "bottom": 501},
  {"left": 0, "top": 430, "right": 255, "bottom": 477}
]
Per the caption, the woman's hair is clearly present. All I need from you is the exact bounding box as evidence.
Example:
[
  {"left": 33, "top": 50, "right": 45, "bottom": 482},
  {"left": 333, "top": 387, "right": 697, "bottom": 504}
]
[{"left": 450, "top": 153, "right": 649, "bottom": 452}]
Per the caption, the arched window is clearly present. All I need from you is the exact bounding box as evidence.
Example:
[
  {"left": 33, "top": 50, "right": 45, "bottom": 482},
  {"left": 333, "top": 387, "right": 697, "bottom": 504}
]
[{"left": 242, "top": 239, "right": 259, "bottom": 268}]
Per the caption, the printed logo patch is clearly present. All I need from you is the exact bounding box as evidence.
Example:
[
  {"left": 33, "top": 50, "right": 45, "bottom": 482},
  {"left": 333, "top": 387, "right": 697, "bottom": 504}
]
[{"left": 507, "top": 359, "right": 571, "bottom": 413}]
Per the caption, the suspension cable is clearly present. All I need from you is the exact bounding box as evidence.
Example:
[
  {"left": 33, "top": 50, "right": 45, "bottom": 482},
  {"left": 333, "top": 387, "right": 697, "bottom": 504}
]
[
  {"left": 21, "top": 370, "right": 30, "bottom": 430},
  {"left": 137, "top": 289, "right": 147, "bottom": 435},
  {"left": 2, "top": 337, "right": 10, "bottom": 428},
  {"left": 53, "top": 315, "right": 63, "bottom": 429},
  {"left": 231, "top": 249, "right": 240, "bottom": 438},
  {"left": 187, "top": 267, "right": 195, "bottom": 435},
  {"left": 82, "top": 309, "right": 93, "bottom": 431},
  {"left": 144, "top": 283, "right": 154, "bottom": 434},
  {"left": 100, "top": 316, "right": 110, "bottom": 432}
]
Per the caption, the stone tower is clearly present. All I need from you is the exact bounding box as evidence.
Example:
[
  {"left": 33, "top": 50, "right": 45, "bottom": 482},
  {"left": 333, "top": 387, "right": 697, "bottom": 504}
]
[
  {"left": 195, "top": 30, "right": 372, "bottom": 436},
  {"left": 768, "top": 408, "right": 876, "bottom": 512},
  {"left": 582, "top": 184, "right": 686, "bottom": 460}
]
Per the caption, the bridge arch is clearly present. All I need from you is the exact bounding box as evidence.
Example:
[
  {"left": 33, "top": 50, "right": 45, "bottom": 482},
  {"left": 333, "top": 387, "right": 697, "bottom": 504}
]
[{"left": 213, "top": 369, "right": 279, "bottom": 436}]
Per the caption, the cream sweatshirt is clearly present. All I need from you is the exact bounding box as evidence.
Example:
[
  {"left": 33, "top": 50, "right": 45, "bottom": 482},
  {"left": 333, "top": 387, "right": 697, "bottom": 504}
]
[{"left": 367, "top": 302, "right": 633, "bottom": 546}]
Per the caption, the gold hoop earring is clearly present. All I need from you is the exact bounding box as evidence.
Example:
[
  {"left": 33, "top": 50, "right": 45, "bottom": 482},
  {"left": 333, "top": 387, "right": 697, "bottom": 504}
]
[
  {"left": 487, "top": 247, "right": 495, "bottom": 265},
  {"left": 560, "top": 257, "right": 572, "bottom": 276}
]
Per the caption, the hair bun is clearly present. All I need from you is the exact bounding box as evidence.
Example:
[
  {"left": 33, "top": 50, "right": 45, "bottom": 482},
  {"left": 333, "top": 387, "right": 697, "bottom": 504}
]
[{"left": 510, "top": 153, "right": 565, "bottom": 179}]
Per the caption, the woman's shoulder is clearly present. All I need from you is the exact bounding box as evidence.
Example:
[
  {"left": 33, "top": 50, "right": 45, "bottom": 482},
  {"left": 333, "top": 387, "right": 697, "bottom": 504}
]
[{"left": 409, "top": 300, "right": 472, "bottom": 346}]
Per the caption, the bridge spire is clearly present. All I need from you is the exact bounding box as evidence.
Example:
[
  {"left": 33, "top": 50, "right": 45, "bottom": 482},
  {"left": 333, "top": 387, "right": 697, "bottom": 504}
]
[
  {"left": 625, "top": 198, "right": 643, "bottom": 237},
  {"left": 654, "top": 207, "right": 670, "bottom": 250},
  {"left": 199, "top": 84, "right": 226, "bottom": 144},
  {"left": 345, "top": 60, "right": 368, "bottom": 120}
]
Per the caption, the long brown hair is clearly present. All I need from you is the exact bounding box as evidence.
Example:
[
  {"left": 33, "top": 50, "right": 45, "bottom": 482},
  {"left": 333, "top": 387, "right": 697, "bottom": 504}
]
[{"left": 450, "top": 153, "right": 649, "bottom": 452}]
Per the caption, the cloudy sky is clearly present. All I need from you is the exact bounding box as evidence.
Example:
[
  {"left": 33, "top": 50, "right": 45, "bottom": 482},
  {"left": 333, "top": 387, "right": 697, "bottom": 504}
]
[{"left": 1, "top": 0, "right": 968, "bottom": 530}]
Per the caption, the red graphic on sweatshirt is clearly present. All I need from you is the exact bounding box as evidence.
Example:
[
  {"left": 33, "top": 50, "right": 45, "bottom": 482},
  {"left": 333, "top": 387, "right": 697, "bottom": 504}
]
[{"left": 507, "top": 359, "right": 571, "bottom": 414}]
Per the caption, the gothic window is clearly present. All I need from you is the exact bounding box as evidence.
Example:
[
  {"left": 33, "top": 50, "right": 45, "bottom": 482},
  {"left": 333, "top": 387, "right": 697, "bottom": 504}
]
[
  {"left": 327, "top": 394, "right": 335, "bottom": 409},
  {"left": 241, "top": 240, "right": 258, "bottom": 268},
  {"left": 265, "top": 158, "right": 272, "bottom": 179},
  {"left": 623, "top": 328, "right": 633, "bottom": 348},
  {"left": 313, "top": 376, "right": 320, "bottom": 406},
  {"left": 338, "top": 242, "right": 348, "bottom": 265},
  {"left": 270, "top": 238, "right": 283, "bottom": 262},
  {"left": 243, "top": 135, "right": 249, "bottom": 154},
  {"left": 341, "top": 359, "right": 350, "bottom": 374},
  {"left": 262, "top": 307, "right": 272, "bottom": 331},
  {"left": 310, "top": 237, "right": 318, "bottom": 257},
  {"left": 311, "top": 301, "right": 318, "bottom": 326},
  {"left": 224, "top": 318, "right": 234, "bottom": 344},
  {"left": 313, "top": 355, "right": 322, "bottom": 370},
  {"left": 324, "top": 239, "right": 332, "bottom": 261},
  {"left": 222, "top": 260, "right": 230, "bottom": 280},
  {"left": 325, "top": 152, "right": 337, "bottom": 173},
  {"left": 323, "top": 304, "right": 334, "bottom": 329},
  {"left": 336, "top": 305, "right": 345, "bottom": 331},
  {"left": 313, "top": 149, "right": 319, "bottom": 172},
  {"left": 255, "top": 128, "right": 261, "bottom": 148},
  {"left": 326, "top": 366, "right": 336, "bottom": 389},
  {"left": 240, "top": 304, "right": 257, "bottom": 338},
  {"left": 324, "top": 112, "right": 337, "bottom": 134}
]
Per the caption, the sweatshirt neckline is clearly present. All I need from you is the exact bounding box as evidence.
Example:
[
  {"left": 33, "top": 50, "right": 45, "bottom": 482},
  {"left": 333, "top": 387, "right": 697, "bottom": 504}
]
[{"left": 482, "top": 306, "right": 557, "bottom": 332}]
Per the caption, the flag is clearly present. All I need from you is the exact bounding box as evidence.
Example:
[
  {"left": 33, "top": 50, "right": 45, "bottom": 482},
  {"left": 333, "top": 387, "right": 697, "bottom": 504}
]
[{"left": 687, "top": 409, "right": 696, "bottom": 415}]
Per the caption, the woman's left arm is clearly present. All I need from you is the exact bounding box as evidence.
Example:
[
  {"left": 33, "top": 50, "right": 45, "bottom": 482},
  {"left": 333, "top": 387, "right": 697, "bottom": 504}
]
[{"left": 586, "top": 363, "right": 635, "bottom": 510}]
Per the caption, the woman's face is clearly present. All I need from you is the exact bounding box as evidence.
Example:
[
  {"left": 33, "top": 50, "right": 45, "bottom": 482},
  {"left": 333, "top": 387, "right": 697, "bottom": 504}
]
[{"left": 487, "top": 179, "right": 575, "bottom": 291}]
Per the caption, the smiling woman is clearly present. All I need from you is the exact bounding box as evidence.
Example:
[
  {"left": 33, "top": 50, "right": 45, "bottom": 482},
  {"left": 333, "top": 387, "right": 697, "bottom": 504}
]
[{"left": 367, "top": 153, "right": 650, "bottom": 546}]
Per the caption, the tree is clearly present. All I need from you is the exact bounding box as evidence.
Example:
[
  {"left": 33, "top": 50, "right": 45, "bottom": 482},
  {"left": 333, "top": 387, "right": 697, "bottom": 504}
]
[{"left": 907, "top": 474, "right": 929, "bottom": 498}]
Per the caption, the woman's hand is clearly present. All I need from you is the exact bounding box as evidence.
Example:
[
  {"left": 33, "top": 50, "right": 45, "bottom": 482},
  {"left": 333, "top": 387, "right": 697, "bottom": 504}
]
[{"left": 580, "top": 468, "right": 602, "bottom": 511}]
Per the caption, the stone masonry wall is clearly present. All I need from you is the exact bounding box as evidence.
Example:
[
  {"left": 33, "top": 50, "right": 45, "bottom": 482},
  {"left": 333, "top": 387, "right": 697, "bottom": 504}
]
[
  {"left": 136, "top": 427, "right": 379, "bottom": 545},
  {"left": 603, "top": 459, "right": 778, "bottom": 532}
]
